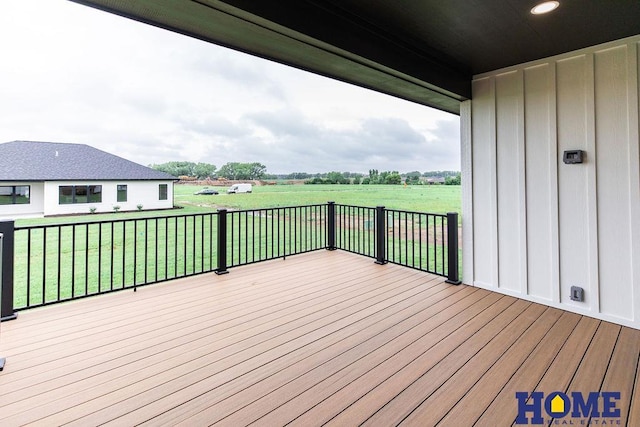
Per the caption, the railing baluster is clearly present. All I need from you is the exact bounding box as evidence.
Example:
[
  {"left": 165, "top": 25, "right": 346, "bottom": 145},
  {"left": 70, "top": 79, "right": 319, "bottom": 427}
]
[
  {"left": 98, "top": 223, "right": 103, "bottom": 292},
  {"left": 123, "top": 221, "right": 127, "bottom": 287},
  {"left": 144, "top": 220, "right": 148, "bottom": 284},
  {"left": 418, "top": 213, "right": 423, "bottom": 270},
  {"left": 133, "top": 220, "right": 138, "bottom": 289},
  {"left": 83, "top": 224, "right": 88, "bottom": 295},
  {"left": 441, "top": 216, "right": 445, "bottom": 275},
  {"left": 68, "top": 224, "right": 76, "bottom": 299},
  {"left": 110, "top": 222, "right": 114, "bottom": 291},
  {"left": 192, "top": 215, "right": 196, "bottom": 274},
  {"left": 156, "top": 218, "right": 160, "bottom": 281},
  {"left": 27, "top": 229, "right": 31, "bottom": 307}
]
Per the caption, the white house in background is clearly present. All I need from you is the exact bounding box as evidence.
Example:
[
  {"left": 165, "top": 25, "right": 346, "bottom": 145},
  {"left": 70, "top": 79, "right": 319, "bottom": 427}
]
[{"left": 0, "top": 141, "right": 177, "bottom": 219}]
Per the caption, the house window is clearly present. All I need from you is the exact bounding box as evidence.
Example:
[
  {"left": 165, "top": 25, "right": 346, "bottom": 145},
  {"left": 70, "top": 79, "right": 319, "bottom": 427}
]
[
  {"left": 117, "top": 185, "right": 127, "bottom": 202},
  {"left": 88, "top": 185, "right": 102, "bottom": 203},
  {"left": 0, "top": 185, "right": 30, "bottom": 205},
  {"left": 59, "top": 185, "right": 102, "bottom": 204},
  {"left": 159, "top": 184, "right": 168, "bottom": 200}
]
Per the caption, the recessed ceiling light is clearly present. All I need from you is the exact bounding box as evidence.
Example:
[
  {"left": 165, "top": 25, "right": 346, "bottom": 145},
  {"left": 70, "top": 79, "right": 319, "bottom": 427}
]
[{"left": 531, "top": 1, "right": 560, "bottom": 15}]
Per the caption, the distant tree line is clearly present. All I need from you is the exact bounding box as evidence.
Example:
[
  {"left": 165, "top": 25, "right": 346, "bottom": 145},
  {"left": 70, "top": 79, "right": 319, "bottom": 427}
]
[
  {"left": 149, "top": 161, "right": 217, "bottom": 179},
  {"left": 303, "top": 169, "right": 460, "bottom": 185},
  {"left": 150, "top": 161, "right": 267, "bottom": 180},
  {"left": 217, "top": 162, "right": 267, "bottom": 180},
  {"left": 150, "top": 162, "right": 459, "bottom": 185},
  {"left": 444, "top": 174, "right": 461, "bottom": 185}
]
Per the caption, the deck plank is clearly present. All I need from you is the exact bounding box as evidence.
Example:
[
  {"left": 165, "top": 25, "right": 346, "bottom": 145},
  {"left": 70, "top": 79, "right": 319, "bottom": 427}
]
[
  {"left": 124, "top": 281, "right": 475, "bottom": 426},
  {"left": 0, "top": 250, "right": 637, "bottom": 427},
  {"left": 473, "top": 311, "right": 582, "bottom": 426},
  {"left": 2, "top": 256, "right": 428, "bottom": 424},
  {"left": 337, "top": 299, "right": 536, "bottom": 427},
  {"left": 444, "top": 310, "right": 581, "bottom": 427},
  {"left": 397, "top": 305, "right": 558, "bottom": 426},
  {"left": 601, "top": 327, "right": 640, "bottom": 426}
]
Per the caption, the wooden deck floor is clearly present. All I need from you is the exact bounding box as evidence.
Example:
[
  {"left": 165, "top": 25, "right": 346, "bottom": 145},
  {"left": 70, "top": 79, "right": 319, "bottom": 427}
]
[{"left": 0, "top": 250, "right": 639, "bottom": 426}]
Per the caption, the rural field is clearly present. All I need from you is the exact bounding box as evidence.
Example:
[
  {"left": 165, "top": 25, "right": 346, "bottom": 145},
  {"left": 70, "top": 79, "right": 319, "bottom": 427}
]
[{"left": 177, "top": 183, "right": 461, "bottom": 215}]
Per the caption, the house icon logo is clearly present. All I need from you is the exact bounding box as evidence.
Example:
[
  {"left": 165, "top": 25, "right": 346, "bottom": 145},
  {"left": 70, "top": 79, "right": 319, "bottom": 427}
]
[
  {"left": 515, "top": 391, "right": 621, "bottom": 424},
  {"left": 550, "top": 394, "right": 565, "bottom": 414}
]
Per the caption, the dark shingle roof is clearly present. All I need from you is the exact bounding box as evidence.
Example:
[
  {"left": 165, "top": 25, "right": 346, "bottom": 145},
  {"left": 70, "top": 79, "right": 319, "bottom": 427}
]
[{"left": 0, "top": 141, "right": 177, "bottom": 181}]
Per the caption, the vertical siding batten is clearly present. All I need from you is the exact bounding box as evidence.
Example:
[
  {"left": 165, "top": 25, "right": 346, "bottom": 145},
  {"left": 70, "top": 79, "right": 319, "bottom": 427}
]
[
  {"left": 556, "top": 55, "right": 593, "bottom": 311},
  {"left": 524, "top": 63, "right": 555, "bottom": 302},
  {"left": 518, "top": 69, "right": 529, "bottom": 297},
  {"left": 585, "top": 52, "right": 600, "bottom": 315},
  {"left": 495, "top": 70, "right": 525, "bottom": 293},
  {"left": 471, "top": 77, "right": 499, "bottom": 289},
  {"left": 461, "top": 100, "right": 474, "bottom": 285},
  {"left": 594, "top": 45, "right": 633, "bottom": 320},
  {"left": 629, "top": 41, "right": 640, "bottom": 323},
  {"left": 549, "top": 62, "right": 561, "bottom": 304}
]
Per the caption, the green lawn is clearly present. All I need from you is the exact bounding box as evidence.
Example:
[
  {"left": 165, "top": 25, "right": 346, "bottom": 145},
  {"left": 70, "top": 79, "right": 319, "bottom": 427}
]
[{"left": 175, "top": 183, "right": 461, "bottom": 214}]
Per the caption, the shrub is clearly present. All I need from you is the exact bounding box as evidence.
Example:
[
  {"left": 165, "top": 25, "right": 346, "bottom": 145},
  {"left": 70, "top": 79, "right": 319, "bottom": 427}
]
[{"left": 113, "top": 205, "right": 121, "bottom": 212}]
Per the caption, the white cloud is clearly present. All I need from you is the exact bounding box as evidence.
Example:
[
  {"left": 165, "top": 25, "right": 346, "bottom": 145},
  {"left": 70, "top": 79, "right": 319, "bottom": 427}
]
[{"left": 0, "top": 0, "right": 460, "bottom": 173}]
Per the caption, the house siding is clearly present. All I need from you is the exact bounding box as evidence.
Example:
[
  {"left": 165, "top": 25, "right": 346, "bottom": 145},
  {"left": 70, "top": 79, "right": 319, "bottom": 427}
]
[
  {"left": 0, "top": 182, "right": 45, "bottom": 220},
  {"left": 466, "top": 35, "right": 640, "bottom": 329},
  {"left": 42, "top": 181, "right": 174, "bottom": 216}
]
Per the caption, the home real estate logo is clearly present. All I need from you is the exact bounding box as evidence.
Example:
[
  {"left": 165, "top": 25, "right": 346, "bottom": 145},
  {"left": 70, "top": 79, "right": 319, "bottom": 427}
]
[{"left": 515, "top": 391, "right": 621, "bottom": 425}]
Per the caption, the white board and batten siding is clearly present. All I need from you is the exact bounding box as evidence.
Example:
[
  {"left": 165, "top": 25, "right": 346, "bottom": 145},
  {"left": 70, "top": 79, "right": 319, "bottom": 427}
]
[{"left": 463, "top": 35, "right": 640, "bottom": 329}]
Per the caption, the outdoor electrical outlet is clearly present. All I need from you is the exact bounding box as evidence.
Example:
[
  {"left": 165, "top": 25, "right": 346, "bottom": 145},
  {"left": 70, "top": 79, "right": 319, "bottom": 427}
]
[{"left": 570, "top": 286, "right": 584, "bottom": 302}]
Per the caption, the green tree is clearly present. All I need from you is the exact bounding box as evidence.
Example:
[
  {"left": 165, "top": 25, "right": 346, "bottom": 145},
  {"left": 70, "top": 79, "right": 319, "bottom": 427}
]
[
  {"left": 445, "top": 173, "right": 461, "bottom": 185},
  {"left": 192, "top": 162, "right": 217, "bottom": 179},
  {"left": 150, "top": 161, "right": 217, "bottom": 178},
  {"left": 326, "top": 171, "right": 347, "bottom": 184},
  {"left": 384, "top": 172, "right": 402, "bottom": 185},
  {"left": 218, "top": 162, "right": 268, "bottom": 180},
  {"left": 368, "top": 169, "right": 380, "bottom": 184},
  {"left": 404, "top": 171, "right": 422, "bottom": 185}
]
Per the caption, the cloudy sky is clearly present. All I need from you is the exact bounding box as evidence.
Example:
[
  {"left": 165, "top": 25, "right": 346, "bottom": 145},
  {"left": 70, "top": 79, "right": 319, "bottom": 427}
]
[{"left": 0, "top": 0, "right": 460, "bottom": 174}]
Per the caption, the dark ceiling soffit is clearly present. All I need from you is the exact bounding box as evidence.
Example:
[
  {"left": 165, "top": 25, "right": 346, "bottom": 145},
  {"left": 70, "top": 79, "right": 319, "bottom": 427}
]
[
  {"left": 68, "top": 0, "right": 465, "bottom": 114},
  {"left": 214, "top": 0, "right": 471, "bottom": 96}
]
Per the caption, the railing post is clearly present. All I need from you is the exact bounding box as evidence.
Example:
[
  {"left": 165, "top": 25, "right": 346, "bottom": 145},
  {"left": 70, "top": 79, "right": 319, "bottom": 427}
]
[
  {"left": 216, "top": 209, "right": 229, "bottom": 275},
  {"left": 0, "top": 221, "right": 17, "bottom": 322},
  {"left": 375, "top": 206, "right": 387, "bottom": 265},
  {"left": 327, "top": 202, "right": 336, "bottom": 250},
  {"left": 0, "top": 232, "right": 4, "bottom": 370},
  {"left": 446, "top": 212, "right": 461, "bottom": 284}
]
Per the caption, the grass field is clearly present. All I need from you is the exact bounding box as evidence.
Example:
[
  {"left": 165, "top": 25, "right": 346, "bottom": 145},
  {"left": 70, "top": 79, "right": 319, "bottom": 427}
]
[{"left": 176, "top": 183, "right": 461, "bottom": 214}]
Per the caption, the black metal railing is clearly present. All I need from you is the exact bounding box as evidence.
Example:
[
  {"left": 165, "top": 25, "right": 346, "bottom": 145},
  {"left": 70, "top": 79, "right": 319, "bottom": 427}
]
[
  {"left": 217, "top": 204, "right": 327, "bottom": 273},
  {"left": 10, "top": 214, "right": 218, "bottom": 310},
  {"left": 334, "top": 204, "right": 377, "bottom": 258},
  {"left": 333, "top": 205, "right": 460, "bottom": 281},
  {"left": 0, "top": 202, "right": 459, "bottom": 319}
]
